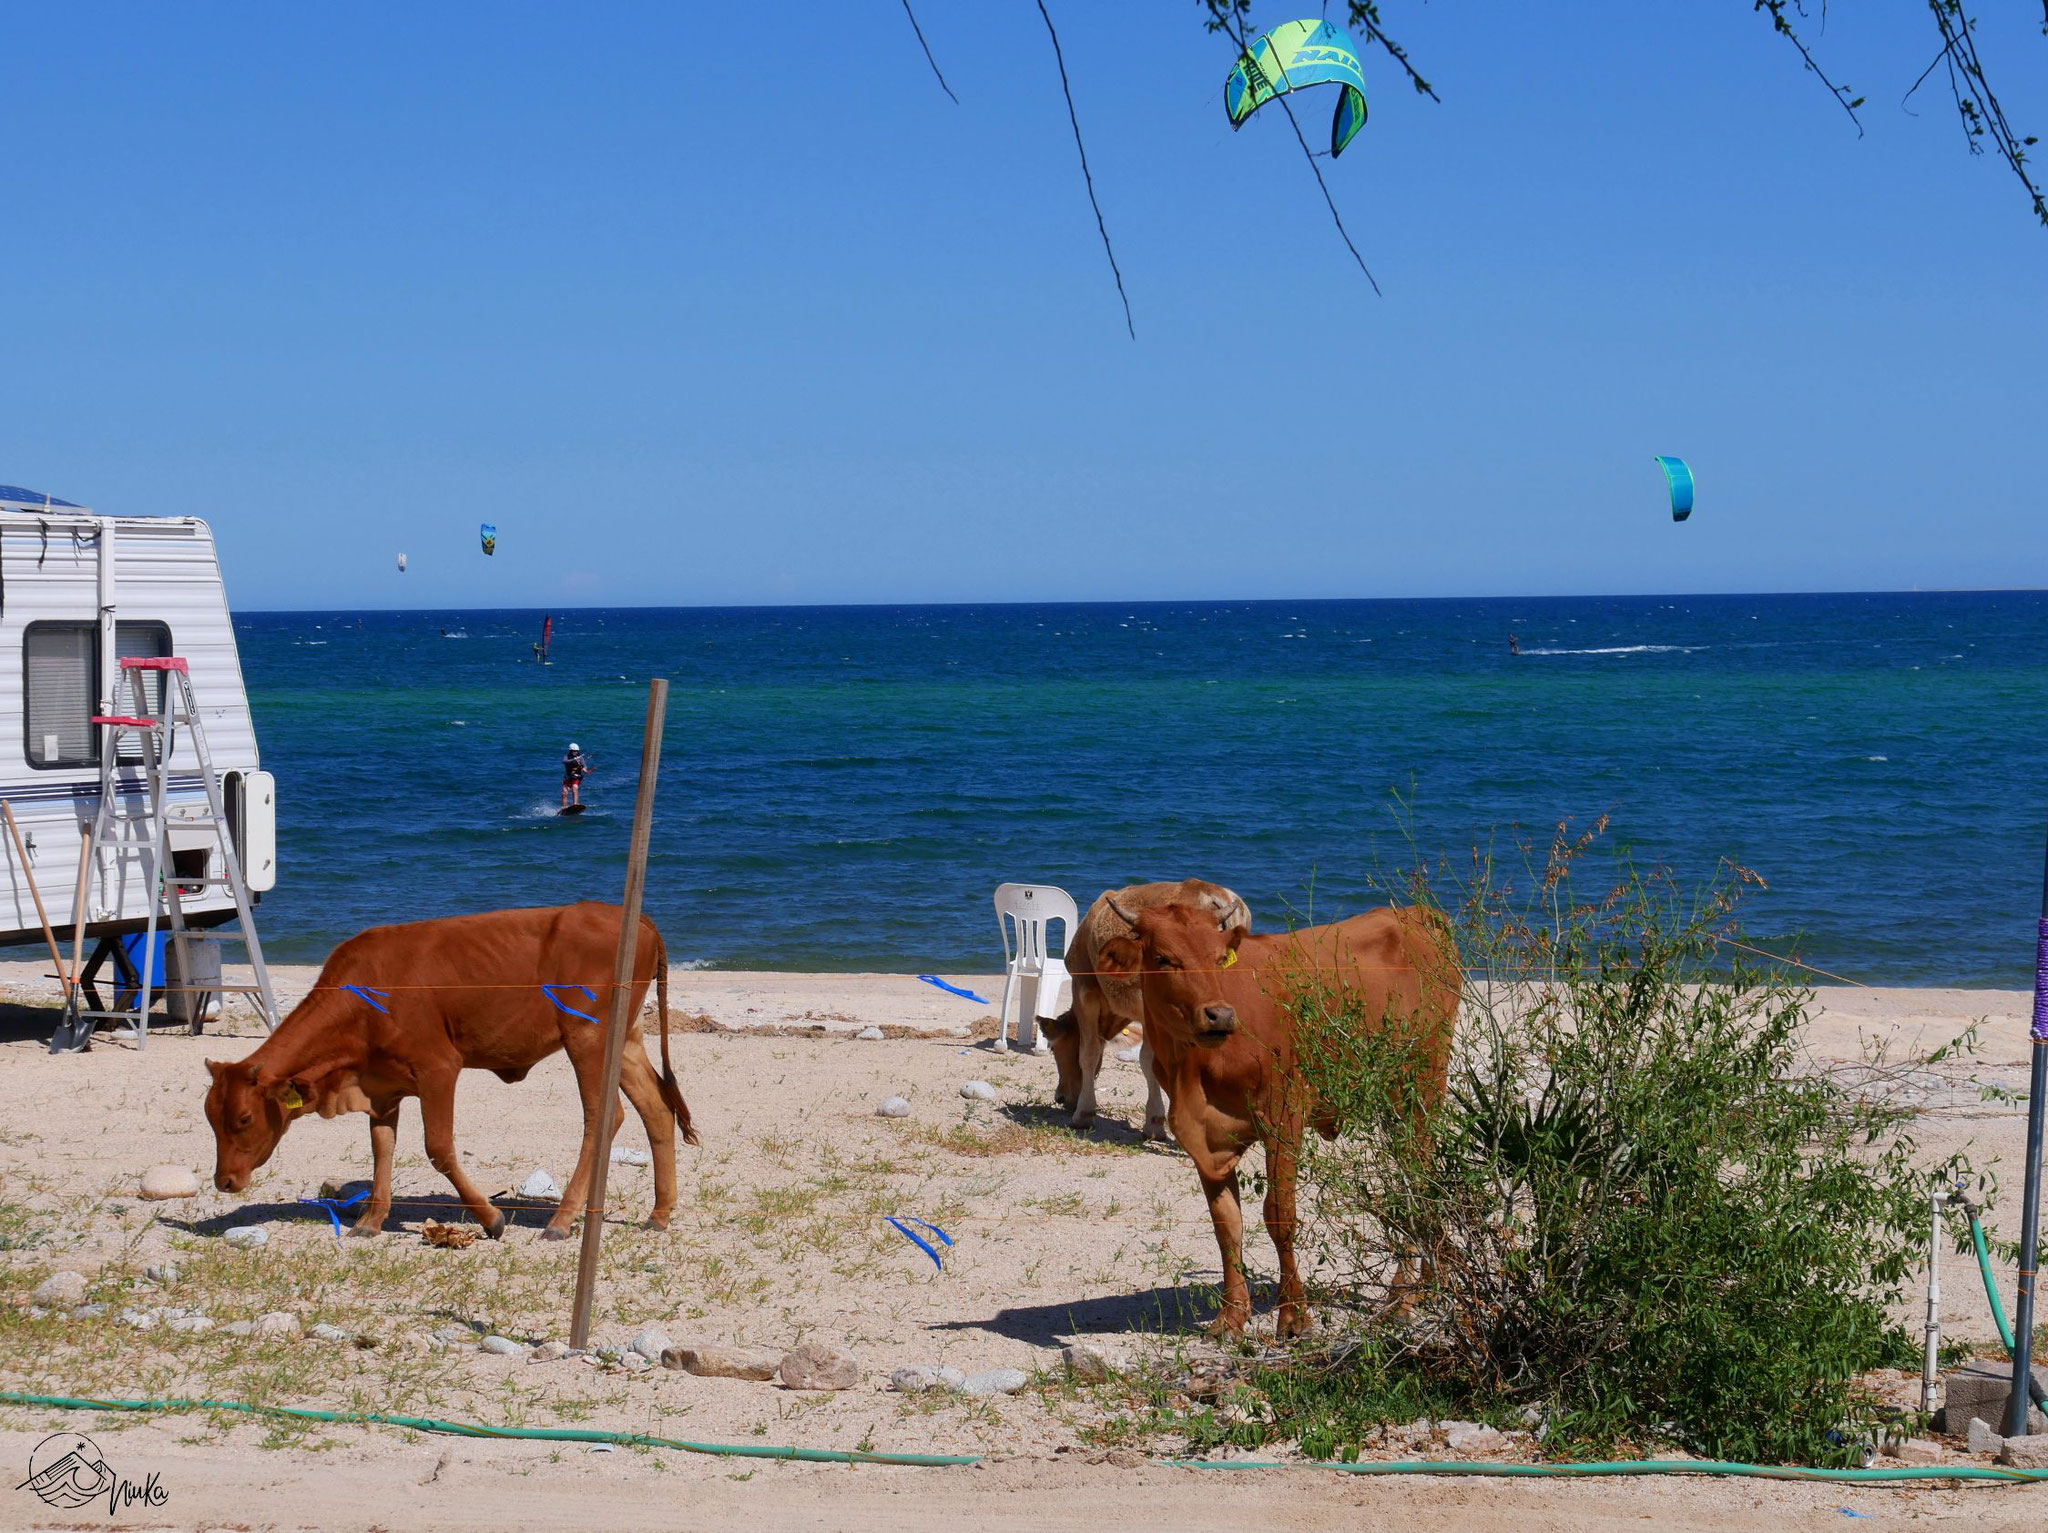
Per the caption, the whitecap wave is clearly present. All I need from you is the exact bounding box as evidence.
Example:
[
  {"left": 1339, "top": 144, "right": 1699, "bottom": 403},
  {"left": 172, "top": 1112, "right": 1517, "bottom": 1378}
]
[{"left": 1518, "top": 644, "right": 1696, "bottom": 657}]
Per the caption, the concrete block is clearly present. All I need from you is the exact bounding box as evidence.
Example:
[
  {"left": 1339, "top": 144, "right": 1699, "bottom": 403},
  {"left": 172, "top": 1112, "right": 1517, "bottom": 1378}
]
[{"left": 1938, "top": 1362, "right": 2047, "bottom": 1436}]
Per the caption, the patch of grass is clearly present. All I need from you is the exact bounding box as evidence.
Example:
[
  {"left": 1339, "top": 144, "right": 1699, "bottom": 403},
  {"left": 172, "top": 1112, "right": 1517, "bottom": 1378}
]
[{"left": 914, "top": 1121, "right": 1137, "bottom": 1158}]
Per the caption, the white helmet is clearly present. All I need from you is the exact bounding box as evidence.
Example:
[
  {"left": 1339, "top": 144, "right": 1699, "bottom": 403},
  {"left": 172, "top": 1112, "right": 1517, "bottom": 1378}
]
[{"left": 568, "top": 742, "right": 580, "bottom": 752}]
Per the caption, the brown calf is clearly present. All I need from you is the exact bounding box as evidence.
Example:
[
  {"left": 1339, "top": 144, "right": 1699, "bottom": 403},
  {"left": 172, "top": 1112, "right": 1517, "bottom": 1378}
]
[
  {"left": 204, "top": 903, "right": 696, "bottom": 1240},
  {"left": 1042, "top": 879, "right": 1249, "bottom": 1139},
  {"left": 1097, "top": 899, "right": 1456, "bottom": 1337}
]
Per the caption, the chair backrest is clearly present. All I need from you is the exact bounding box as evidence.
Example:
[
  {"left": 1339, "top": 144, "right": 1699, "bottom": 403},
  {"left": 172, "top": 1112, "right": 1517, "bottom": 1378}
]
[{"left": 993, "top": 883, "right": 1078, "bottom": 966}]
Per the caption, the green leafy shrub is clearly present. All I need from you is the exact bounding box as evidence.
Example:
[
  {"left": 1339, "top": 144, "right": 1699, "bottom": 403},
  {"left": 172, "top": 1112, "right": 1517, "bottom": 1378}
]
[{"left": 1250, "top": 825, "right": 1964, "bottom": 1465}]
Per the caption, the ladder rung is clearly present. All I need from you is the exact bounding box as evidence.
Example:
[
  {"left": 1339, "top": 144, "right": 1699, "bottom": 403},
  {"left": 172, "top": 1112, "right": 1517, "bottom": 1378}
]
[
  {"left": 121, "top": 657, "right": 189, "bottom": 673},
  {"left": 91, "top": 716, "right": 160, "bottom": 729}
]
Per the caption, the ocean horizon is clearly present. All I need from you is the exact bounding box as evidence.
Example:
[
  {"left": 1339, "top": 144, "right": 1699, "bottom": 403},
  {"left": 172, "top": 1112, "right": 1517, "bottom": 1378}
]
[{"left": 236, "top": 591, "right": 2048, "bottom": 986}]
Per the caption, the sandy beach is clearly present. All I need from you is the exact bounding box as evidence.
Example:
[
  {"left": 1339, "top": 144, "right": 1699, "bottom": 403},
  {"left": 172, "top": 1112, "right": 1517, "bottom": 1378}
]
[{"left": 0, "top": 963, "right": 2041, "bottom": 1529}]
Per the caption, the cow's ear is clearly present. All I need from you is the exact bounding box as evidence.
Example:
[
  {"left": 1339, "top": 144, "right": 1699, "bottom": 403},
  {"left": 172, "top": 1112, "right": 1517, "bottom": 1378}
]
[
  {"left": 1224, "top": 925, "right": 1249, "bottom": 953},
  {"left": 204, "top": 1058, "right": 226, "bottom": 1080},
  {"left": 1096, "top": 935, "right": 1142, "bottom": 979},
  {"left": 265, "top": 1077, "right": 311, "bottom": 1112}
]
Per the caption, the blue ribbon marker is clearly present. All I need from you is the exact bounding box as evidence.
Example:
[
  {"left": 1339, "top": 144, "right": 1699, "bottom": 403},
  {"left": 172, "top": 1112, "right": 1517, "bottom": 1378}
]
[
  {"left": 541, "top": 984, "right": 604, "bottom": 1025},
  {"left": 299, "top": 1186, "right": 369, "bottom": 1238},
  {"left": 885, "top": 1216, "right": 954, "bottom": 1271},
  {"left": 342, "top": 986, "right": 391, "bottom": 1014},
  {"left": 916, "top": 976, "right": 989, "bottom": 1005}
]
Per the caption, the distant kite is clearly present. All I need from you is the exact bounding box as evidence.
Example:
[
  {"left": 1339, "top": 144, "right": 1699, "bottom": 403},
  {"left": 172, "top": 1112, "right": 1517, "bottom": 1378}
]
[
  {"left": 479, "top": 523, "right": 497, "bottom": 556},
  {"left": 1654, "top": 457, "right": 1695, "bottom": 522},
  {"left": 397, "top": 552, "right": 407, "bottom": 573},
  {"left": 1225, "top": 19, "right": 1368, "bottom": 158}
]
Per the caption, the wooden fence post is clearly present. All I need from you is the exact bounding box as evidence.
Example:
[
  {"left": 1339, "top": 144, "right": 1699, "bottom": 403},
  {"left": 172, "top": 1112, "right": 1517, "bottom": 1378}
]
[{"left": 569, "top": 678, "right": 668, "bottom": 1349}]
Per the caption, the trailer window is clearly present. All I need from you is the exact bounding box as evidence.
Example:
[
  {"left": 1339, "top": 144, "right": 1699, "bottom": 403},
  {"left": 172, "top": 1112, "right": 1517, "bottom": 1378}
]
[
  {"left": 112, "top": 622, "right": 172, "bottom": 761},
  {"left": 23, "top": 620, "right": 174, "bottom": 769},
  {"left": 24, "top": 623, "right": 94, "bottom": 767}
]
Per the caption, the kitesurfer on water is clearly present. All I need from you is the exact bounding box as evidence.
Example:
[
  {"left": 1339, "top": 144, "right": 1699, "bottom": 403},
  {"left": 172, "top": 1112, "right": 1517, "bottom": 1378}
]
[
  {"left": 561, "top": 743, "right": 592, "bottom": 808},
  {"left": 1508, "top": 633, "right": 1521, "bottom": 656}
]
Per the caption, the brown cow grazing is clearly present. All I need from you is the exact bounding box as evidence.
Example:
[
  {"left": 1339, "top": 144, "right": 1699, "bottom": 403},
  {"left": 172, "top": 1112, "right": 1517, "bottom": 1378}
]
[
  {"left": 1096, "top": 899, "right": 1456, "bottom": 1337},
  {"left": 204, "top": 903, "right": 696, "bottom": 1240},
  {"left": 1042, "top": 879, "right": 1249, "bottom": 1139}
]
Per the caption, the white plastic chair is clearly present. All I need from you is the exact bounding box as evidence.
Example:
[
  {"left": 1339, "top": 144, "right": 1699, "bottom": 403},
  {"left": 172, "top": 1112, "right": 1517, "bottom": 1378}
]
[{"left": 992, "top": 883, "right": 1077, "bottom": 1054}]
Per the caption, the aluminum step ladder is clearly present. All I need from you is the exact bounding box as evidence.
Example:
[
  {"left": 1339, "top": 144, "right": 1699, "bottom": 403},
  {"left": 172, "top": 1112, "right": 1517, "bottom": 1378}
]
[{"left": 60, "top": 656, "right": 280, "bottom": 1048}]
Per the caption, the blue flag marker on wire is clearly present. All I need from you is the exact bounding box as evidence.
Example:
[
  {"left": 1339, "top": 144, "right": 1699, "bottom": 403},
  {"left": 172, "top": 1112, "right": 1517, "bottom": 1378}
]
[
  {"left": 885, "top": 1216, "right": 953, "bottom": 1271},
  {"left": 341, "top": 985, "right": 391, "bottom": 1014},
  {"left": 541, "top": 984, "right": 604, "bottom": 1025},
  {"left": 300, "top": 1186, "right": 369, "bottom": 1238},
  {"left": 916, "top": 976, "right": 988, "bottom": 1005}
]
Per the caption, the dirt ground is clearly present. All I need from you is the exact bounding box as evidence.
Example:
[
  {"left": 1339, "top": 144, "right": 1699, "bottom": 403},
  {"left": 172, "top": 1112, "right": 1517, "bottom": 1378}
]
[{"left": 0, "top": 964, "right": 2042, "bottom": 1530}]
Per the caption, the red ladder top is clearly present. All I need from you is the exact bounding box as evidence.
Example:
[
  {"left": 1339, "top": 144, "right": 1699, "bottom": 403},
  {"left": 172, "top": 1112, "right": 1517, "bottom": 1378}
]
[{"left": 120, "top": 657, "right": 189, "bottom": 673}]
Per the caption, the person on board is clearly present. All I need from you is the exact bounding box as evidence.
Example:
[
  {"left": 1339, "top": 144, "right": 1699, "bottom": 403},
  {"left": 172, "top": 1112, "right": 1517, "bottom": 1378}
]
[
  {"left": 1508, "top": 632, "right": 1521, "bottom": 656},
  {"left": 561, "top": 743, "right": 592, "bottom": 808}
]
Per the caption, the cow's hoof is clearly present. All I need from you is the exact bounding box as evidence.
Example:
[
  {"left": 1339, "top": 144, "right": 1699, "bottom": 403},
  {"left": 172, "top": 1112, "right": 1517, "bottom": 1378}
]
[
  {"left": 1277, "top": 1310, "right": 1312, "bottom": 1341},
  {"left": 346, "top": 1221, "right": 381, "bottom": 1239},
  {"left": 540, "top": 1224, "right": 574, "bottom": 1242},
  {"left": 642, "top": 1214, "right": 670, "bottom": 1232},
  {"left": 1143, "top": 1119, "right": 1171, "bottom": 1142},
  {"left": 1205, "top": 1314, "right": 1249, "bottom": 1342},
  {"left": 482, "top": 1211, "right": 508, "bottom": 1241}
]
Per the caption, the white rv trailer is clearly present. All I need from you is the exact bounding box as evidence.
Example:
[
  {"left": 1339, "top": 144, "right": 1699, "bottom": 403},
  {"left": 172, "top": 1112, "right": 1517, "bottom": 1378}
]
[{"left": 0, "top": 485, "right": 275, "bottom": 965}]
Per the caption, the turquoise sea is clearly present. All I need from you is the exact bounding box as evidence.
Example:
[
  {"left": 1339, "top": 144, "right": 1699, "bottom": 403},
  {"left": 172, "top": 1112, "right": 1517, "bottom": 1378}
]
[{"left": 238, "top": 594, "right": 2048, "bottom": 986}]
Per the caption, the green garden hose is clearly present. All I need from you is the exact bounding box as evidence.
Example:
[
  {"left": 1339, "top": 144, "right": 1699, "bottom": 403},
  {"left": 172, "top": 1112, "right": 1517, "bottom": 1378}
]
[
  {"left": 0, "top": 1390, "right": 975, "bottom": 1467},
  {"left": 1972, "top": 1211, "right": 2020, "bottom": 1355},
  {"left": 3, "top": 1390, "right": 2045, "bottom": 1483},
  {"left": 1969, "top": 1210, "right": 2047, "bottom": 1409}
]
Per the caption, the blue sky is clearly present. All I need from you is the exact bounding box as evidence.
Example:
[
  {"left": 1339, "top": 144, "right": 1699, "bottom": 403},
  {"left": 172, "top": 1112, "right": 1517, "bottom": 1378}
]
[{"left": 1, "top": 3, "right": 2041, "bottom": 609}]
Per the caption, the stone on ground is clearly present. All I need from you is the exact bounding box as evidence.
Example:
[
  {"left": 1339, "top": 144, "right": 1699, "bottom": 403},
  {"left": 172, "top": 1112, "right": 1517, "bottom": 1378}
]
[
  {"left": 223, "top": 1226, "right": 268, "bottom": 1250},
  {"left": 779, "top": 1339, "right": 861, "bottom": 1391},
  {"left": 1886, "top": 1438, "right": 1944, "bottom": 1465},
  {"left": 1062, "top": 1343, "right": 1113, "bottom": 1382},
  {"left": 959, "top": 1080, "right": 997, "bottom": 1102},
  {"left": 665, "top": 1344, "right": 782, "bottom": 1381},
  {"left": 1444, "top": 1422, "right": 1506, "bottom": 1453},
  {"left": 255, "top": 1311, "right": 299, "bottom": 1338},
  {"left": 1999, "top": 1434, "right": 2048, "bottom": 1469},
  {"left": 627, "top": 1328, "right": 672, "bottom": 1360},
  {"left": 139, "top": 1165, "right": 200, "bottom": 1200},
  {"left": 530, "top": 1341, "right": 573, "bottom": 1362},
  {"left": 875, "top": 1096, "right": 911, "bottom": 1118},
  {"left": 954, "top": 1367, "right": 1027, "bottom": 1397},
  {"left": 32, "top": 1271, "right": 87, "bottom": 1307},
  {"left": 855, "top": 1025, "right": 885, "bottom": 1041},
  {"left": 1967, "top": 1416, "right": 2005, "bottom": 1456},
  {"left": 478, "top": 1335, "right": 524, "bottom": 1357}
]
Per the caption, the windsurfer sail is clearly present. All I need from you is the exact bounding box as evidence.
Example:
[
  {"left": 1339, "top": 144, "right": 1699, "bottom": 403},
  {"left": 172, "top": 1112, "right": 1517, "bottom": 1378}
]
[{"left": 533, "top": 614, "right": 553, "bottom": 664}]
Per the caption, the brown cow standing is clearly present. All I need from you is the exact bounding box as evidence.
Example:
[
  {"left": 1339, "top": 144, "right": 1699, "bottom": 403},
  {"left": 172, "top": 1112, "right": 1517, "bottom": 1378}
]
[
  {"left": 1096, "top": 899, "right": 1457, "bottom": 1337},
  {"left": 1042, "top": 879, "right": 1249, "bottom": 1139},
  {"left": 204, "top": 903, "right": 696, "bottom": 1240}
]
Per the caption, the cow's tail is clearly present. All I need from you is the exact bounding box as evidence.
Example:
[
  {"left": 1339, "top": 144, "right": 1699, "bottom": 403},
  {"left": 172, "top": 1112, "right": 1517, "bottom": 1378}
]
[{"left": 650, "top": 924, "right": 698, "bottom": 1146}]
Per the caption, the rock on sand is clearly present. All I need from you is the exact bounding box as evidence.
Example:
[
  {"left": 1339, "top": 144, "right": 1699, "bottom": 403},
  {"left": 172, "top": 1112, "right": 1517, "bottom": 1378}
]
[
  {"left": 139, "top": 1165, "right": 199, "bottom": 1200},
  {"left": 32, "top": 1271, "right": 87, "bottom": 1307},
  {"left": 664, "top": 1344, "right": 783, "bottom": 1380},
  {"left": 779, "top": 1339, "right": 860, "bottom": 1391}
]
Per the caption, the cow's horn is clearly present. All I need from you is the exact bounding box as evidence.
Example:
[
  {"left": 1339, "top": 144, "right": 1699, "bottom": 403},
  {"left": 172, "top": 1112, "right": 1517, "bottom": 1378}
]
[{"left": 1104, "top": 893, "right": 1142, "bottom": 928}]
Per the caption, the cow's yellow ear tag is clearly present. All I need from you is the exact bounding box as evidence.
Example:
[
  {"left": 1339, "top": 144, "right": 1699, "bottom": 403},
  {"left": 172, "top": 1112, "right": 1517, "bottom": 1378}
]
[
  {"left": 1220, "top": 949, "right": 1239, "bottom": 969},
  {"left": 279, "top": 1086, "right": 305, "bottom": 1111}
]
